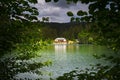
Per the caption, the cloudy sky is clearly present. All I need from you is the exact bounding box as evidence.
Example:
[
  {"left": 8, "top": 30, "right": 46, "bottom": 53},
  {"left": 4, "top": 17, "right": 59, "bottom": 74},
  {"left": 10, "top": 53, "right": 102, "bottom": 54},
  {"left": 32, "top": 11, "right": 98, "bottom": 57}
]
[{"left": 35, "top": 0, "right": 88, "bottom": 23}]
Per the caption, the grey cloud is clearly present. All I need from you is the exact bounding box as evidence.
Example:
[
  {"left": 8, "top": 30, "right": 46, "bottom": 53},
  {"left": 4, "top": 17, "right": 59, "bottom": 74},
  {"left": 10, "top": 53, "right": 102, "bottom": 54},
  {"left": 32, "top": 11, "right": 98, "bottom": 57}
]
[
  {"left": 47, "top": 0, "right": 76, "bottom": 9},
  {"left": 35, "top": 0, "right": 88, "bottom": 23},
  {"left": 39, "top": 11, "right": 60, "bottom": 17},
  {"left": 50, "top": 15, "right": 70, "bottom": 23}
]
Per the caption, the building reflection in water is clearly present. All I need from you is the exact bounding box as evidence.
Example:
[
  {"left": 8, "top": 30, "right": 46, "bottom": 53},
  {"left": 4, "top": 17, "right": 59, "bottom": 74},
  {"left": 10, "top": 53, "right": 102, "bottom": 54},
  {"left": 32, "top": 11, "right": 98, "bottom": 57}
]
[{"left": 54, "top": 44, "right": 67, "bottom": 61}]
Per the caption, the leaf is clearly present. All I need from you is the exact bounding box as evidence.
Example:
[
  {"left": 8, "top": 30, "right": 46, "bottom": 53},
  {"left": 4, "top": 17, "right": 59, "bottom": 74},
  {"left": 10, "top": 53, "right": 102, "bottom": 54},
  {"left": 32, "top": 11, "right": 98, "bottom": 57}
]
[
  {"left": 80, "top": 0, "right": 89, "bottom": 4},
  {"left": 67, "top": 0, "right": 73, "bottom": 2},
  {"left": 70, "top": 17, "right": 75, "bottom": 22},
  {"left": 76, "top": 17, "right": 80, "bottom": 22},
  {"left": 73, "top": 0, "right": 78, "bottom": 3},
  {"left": 66, "top": 0, "right": 73, "bottom": 4},
  {"left": 88, "top": 3, "right": 98, "bottom": 14},
  {"left": 45, "top": 0, "right": 51, "bottom": 2},
  {"left": 22, "top": 1, "right": 29, "bottom": 6},
  {"left": 67, "top": 11, "right": 74, "bottom": 16},
  {"left": 81, "top": 16, "right": 90, "bottom": 22},
  {"left": 32, "top": 9, "right": 39, "bottom": 15},
  {"left": 54, "top": 0, "right": 59, "bottom": 2},
  {"left": 28, "top": 0, "right": 38, "bottom": 3},
  {"left": 77, "top": 10, "right": 87, "bottom": 16}
]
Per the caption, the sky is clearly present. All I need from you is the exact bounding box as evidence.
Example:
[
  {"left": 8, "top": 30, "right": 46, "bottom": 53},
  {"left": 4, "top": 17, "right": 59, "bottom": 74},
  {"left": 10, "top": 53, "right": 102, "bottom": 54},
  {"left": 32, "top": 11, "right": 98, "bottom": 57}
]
[{"left": 35, "top": 0, "right": 88, "bottom": 23}]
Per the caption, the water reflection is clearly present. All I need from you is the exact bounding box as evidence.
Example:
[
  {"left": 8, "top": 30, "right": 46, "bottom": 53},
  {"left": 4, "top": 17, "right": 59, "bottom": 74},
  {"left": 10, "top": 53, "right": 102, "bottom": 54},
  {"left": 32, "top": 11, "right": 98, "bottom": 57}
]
[
  {"left": 0, "top": 44, "right": 114, "bottom": 80},
  {"left": 54, "top": 44, "right": 67, "bottom": 61}
]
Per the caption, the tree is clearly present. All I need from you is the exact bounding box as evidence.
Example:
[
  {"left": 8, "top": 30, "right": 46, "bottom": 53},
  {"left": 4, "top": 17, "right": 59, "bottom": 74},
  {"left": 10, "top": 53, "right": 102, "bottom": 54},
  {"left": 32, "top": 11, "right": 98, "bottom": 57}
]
[
  {"left": 80, "top": 0, "right": 120, "bottom": 51},
  {"left": 42, "top": 17, "right": 49, "bottom": 22},
  {"left": 0, "top": 0, "right": 38, "bottom": 22},
  {"left": 0, "top": 0, "right": 39, "bottom": 54},
  {"left": 41, "top": 27, "right": 57, "bottom": 40}
]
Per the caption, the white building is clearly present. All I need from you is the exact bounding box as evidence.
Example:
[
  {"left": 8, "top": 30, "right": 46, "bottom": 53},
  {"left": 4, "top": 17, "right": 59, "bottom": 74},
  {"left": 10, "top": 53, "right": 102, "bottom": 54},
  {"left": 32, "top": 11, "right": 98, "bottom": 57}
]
[{"left": 54, "top": 38, "right": 67, "bottom": 44}]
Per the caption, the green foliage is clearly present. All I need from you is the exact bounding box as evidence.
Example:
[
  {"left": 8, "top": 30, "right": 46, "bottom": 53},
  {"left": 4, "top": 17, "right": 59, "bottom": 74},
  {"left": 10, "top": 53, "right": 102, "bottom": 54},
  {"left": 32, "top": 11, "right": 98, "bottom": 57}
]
[
  {"left": 78, "top": 29, "right": 93, "bottom": 44},
  {"left": 75, "top": 17, "right": 80, "bottom": 22},
  {"left": 66, "top": 0, "right": 80, "bottom": 3},
  {"left": 41, "top": 27, "right": 57, "bottom": 40},
  {"left": 54, "top": 0, "right": 59, "bottom": 3},
  {"left": 70, "top": 17, "right": 75, "bottom": 22},
  {"left": 0, "top": 21, "right": 46, "bottom": 56},
  {"left": 77, "top": 10, "right": 87, "bottom": 16},
  {"left": 28, "top": 0, "right": 38, "bottom": 3},
  {"left": 73, "top": 0, "right": 79, "bottom": 3},
  {"left": 45, "top": 0, "right": 51, "bottom": 2},
  {"left": 0, "top": 0, "right": 39, "bottom": 54},
  {"left": 67, "top": 10, "right": 89, "bottom": 22},
  {"left": 63, "top": 25, "right": 83, "bottom": 40},
  {"left": 65, "top": 0, "right": 120, "bottom": 51},
  {"left": 67, "top": 11, "right": 74, "bottom": 16},
  {"left": 0, "top": 21, "right": 51, "bottom": 79},
  {"left": 38, "top": 22, "right": 88, "bottom": 40},
  {"left": 0, "top": 21, "right": 22, "bottom": 54},
  {"left": 81, "top": 0, "right": 120, "bottom": 51},
  {"left": 42, "top": 17, "right": 49, "bottom": 22},
  {"left": 0, "top": 0, "right": 38, "bottom": 22},
  {"left": 0, "top": 56, "right": 45, "bottom": 80},
  {"left": 78, "top": 30, "right": 89, "bottom": 43}
]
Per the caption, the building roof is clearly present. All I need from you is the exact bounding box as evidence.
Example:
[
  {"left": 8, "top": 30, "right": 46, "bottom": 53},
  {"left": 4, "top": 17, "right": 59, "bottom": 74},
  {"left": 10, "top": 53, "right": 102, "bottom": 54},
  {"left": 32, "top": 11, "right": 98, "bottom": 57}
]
[{"left": 55, "top": 38, "right": 67, "bottom": 41}]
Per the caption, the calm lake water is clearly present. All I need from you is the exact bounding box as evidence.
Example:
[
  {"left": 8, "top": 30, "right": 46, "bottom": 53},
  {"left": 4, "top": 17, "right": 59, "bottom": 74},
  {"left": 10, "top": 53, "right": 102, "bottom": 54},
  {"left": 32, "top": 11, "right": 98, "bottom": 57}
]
[
  {"left": 36, "top": 44, "right": 113, "bottom": 80},
  {"left": 0, "top": 44, "right": 114, "bottom": 80}
]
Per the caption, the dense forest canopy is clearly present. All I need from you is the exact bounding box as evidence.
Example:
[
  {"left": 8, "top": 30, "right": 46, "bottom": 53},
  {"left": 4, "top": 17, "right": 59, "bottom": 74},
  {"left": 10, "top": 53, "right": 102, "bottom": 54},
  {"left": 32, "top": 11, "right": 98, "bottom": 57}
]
[
  {"left": 41, "top": 22, "right": 88, "bottom": 40},
  {"left": 0, "top": 0, "right": 39, "bottom": 54}
]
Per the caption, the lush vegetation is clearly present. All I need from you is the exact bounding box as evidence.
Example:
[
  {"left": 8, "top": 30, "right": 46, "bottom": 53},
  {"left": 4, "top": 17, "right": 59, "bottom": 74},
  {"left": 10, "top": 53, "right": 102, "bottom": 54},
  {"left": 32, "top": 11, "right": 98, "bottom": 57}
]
[
  {"left": 0, "top": 0, "right": 38, "bottom": 54},
  {"left": 66, "top": 0, "right": 120, "bottom": 52},
  {"left": 0, "top": 0, "right": 120, "bottom": 80},
  {"left": 41, "top": 22, "right": 91, "bottom": 42},
  {"left": 0, "top": 0, "right": 49, "bottom": 79}
]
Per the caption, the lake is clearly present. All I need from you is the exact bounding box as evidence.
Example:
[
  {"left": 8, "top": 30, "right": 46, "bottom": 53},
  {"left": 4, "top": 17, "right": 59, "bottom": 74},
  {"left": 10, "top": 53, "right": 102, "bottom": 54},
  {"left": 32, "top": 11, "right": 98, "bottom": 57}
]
[{"left": 0, "top": 44, "right": 114, "bottom": 80}]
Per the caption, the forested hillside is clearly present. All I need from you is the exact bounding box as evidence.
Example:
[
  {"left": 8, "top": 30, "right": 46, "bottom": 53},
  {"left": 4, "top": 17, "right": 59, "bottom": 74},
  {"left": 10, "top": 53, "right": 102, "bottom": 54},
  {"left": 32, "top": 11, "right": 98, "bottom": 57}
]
[
  {"left": 40, "top": 22, "right": 90, "bottom": 41},
  {"left": 0, "top": 20, "right": 91, "bottom": 55}
]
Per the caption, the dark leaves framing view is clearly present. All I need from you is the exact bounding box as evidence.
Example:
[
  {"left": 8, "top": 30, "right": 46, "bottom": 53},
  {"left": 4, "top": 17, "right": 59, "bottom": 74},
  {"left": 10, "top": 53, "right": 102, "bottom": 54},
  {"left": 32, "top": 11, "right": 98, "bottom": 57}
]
[{"left": 0, "top": 0, "right": 120, "bottom": 80}]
